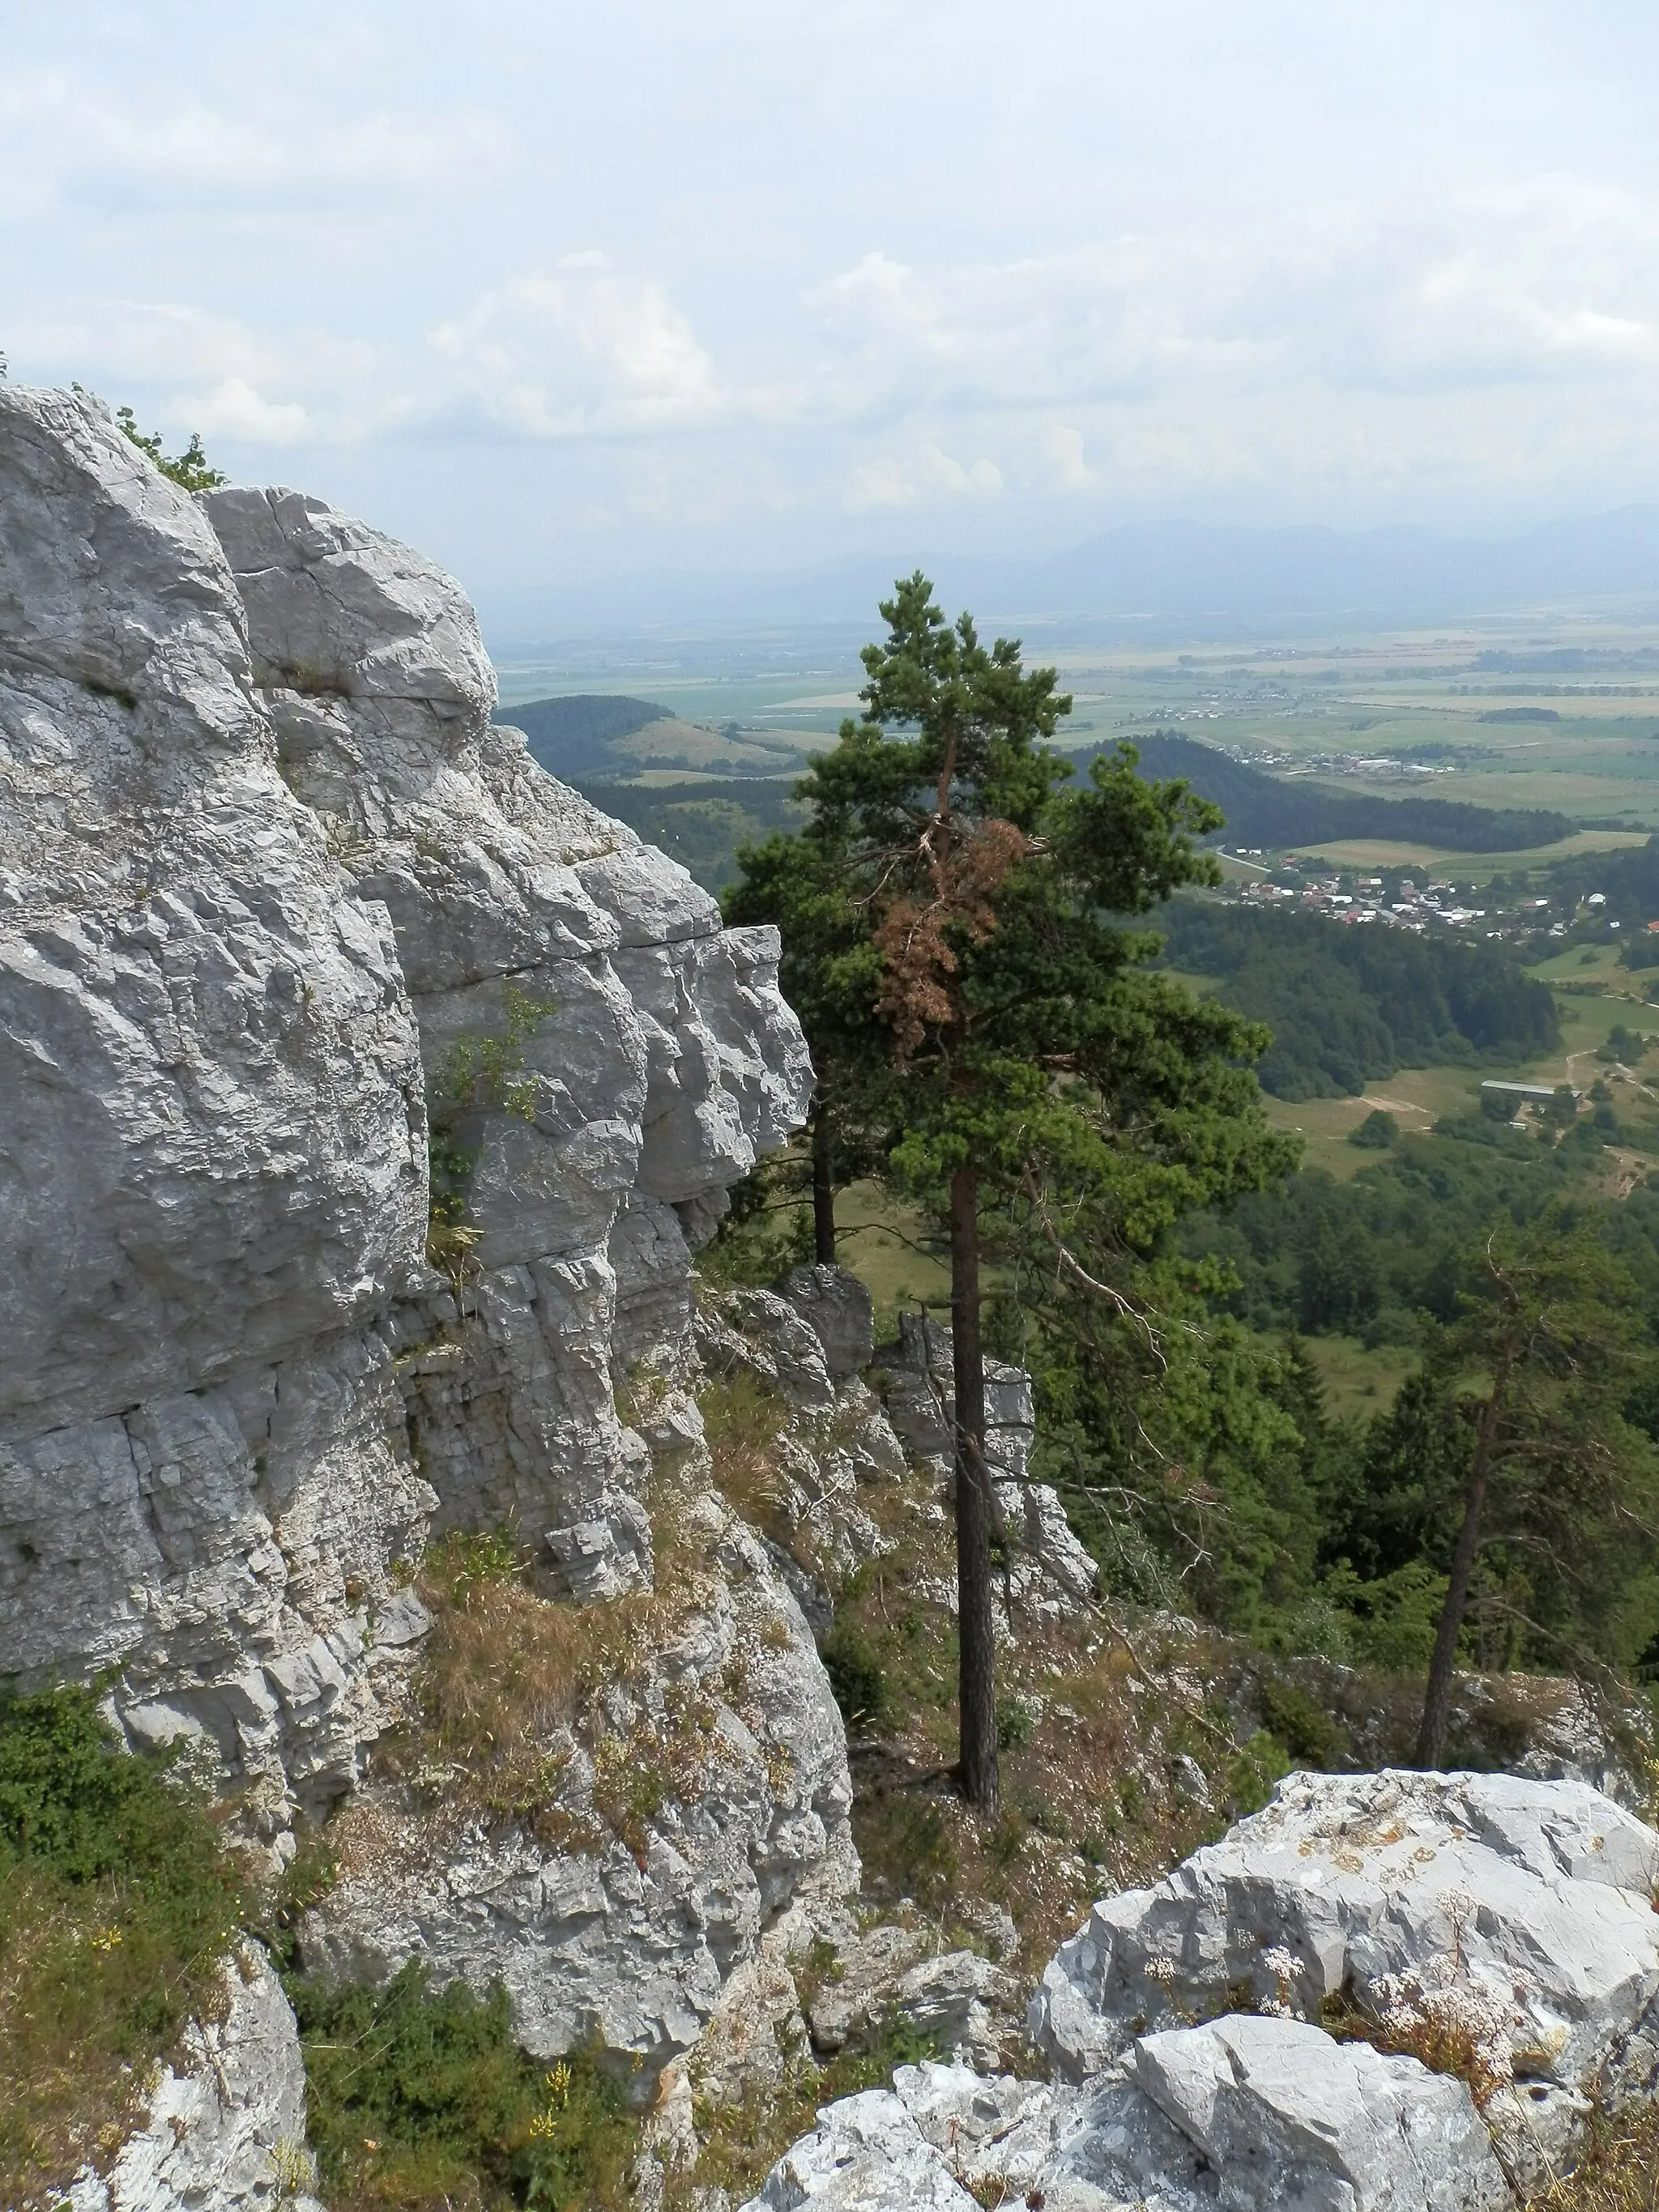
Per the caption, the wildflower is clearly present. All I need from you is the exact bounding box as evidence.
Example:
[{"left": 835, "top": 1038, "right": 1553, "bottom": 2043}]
[
  {"left": 88, "top": 1925, "right": 123, "bottom": 1952},
  {"left": 1260, "top": 1945, "right": 1303, "bottom": 2020}
]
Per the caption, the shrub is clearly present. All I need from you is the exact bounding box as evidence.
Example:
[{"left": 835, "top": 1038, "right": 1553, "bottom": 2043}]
[
  {"left": 994, "top": 1694, "right": 1034, "bottom": 1750},
  {"left": 292, "top": 1961, "right": 637, "bottom": 2211},
  {"left": 0, "top": 1686, "right": 251, "bottom": 2206},
  {"left": 1257, "top": 1676, "right": 1350, "bottom": 1771},
  {"left": 818, "top": 1625, "right": 888, "bottom": 1730}
]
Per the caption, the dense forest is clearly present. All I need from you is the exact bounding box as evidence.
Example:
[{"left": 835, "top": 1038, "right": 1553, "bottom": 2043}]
[
  {"left": 1157, "top": 900, "right": 1561, "bottom": 1097},
  {"left": 1099, "top": 731, "right": 1575, "bottom": 851}
]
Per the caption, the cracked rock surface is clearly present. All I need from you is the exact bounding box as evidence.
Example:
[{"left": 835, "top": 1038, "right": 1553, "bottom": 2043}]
[
  {"left": 0, "top": 382, "right": 811, "bottom": 1842},
  {"left": 740, "top": 1773, "right": 1659, "bottom": 2211}
]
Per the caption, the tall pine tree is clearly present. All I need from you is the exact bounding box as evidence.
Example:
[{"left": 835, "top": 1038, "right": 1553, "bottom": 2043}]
[{"left": 736, "top": 574, "right": 1289, "bottom": 1809}]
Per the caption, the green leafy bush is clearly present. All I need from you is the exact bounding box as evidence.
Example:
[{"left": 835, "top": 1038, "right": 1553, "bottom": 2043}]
[
  {"left": 1257, "top": 1675, "right": 1350, "bottom": 1771},
  {"left": 818, "top": 1625, "right": 888, "bottom": 1730},
  {"left": 292, "top": 1961, "right": 637, "bottom": 2211},
  {"left": 0, "top": 1686, "right": 250, "bottom": 2206}
]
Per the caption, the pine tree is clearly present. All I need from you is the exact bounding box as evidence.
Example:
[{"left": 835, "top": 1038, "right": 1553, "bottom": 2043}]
[
  {"left": 751, "top": 573, "right": 1290, "bottom": 1809},
  {"left": 1415, "top": 1211, "right": 1659, "bottom": 1767}
]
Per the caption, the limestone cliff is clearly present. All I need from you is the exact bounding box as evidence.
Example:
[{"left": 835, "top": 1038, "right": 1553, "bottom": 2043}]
[{"left": 0, "top": 383, "right": 810, "bottom": 1848}]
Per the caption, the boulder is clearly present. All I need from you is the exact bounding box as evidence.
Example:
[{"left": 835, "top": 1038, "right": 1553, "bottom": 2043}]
[
  {"left": 1030, "top": 1768, "right": 1659, "bottom": 2132},
  {"left": 782, "top": 1264, "right": 876, "bottom": 1380},
  {"left": 740, "top": 2021, "right": 1509, "bottom": 2212}
]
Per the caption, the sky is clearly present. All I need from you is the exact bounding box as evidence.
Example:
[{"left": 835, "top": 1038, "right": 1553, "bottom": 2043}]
[{"left": 6, "top": 2, "right": 1659, "bottom": 619}]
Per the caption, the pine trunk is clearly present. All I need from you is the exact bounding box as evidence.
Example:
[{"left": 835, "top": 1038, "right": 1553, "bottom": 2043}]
[
  {"left": 950, "top": 1160, "right": 1000, "bottom": 1813},
  {"left": 812, "top": 1099, "right": 837, "bottom": 1265},
  {"left": 1417, "top": 1389, "right": 1502, "bottom": 1767}
]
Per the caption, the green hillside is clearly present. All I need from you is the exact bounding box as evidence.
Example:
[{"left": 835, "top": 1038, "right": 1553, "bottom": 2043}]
[
  {"left": 1158, "top": 900, "right": 1561, "bottom": 1098},
  {"left": 1094, "top": 731, "right": 1576, "bottom": 854}
]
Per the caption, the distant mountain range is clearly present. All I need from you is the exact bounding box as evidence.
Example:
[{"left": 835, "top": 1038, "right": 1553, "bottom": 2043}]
[{"left": 478, "top": 507, "right": 1659, "bottom": 646}]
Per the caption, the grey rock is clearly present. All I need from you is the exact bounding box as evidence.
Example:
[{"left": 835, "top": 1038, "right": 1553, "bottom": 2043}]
[
  {"left": 741, "top": 2016, "right": 1509, "bottom": 2212},
  {"left": 1030, "top": 1768, "right": 1659, "bottom": 2150},
  {"left": 782, "top": 1265, "right": 876, "bottom": 1380},
  {"left": 876, "top": 1315, "right": 1034, "bottom": 1481},
  {"left": 300, "top": 1502, "right": 857, "bottom": 2081},
  {"left": 0, "top": 381, "right": 814, "bottom": 1825},
  {"left": 804, "top": 1922, "right": 930, "bottom": 2053},
  {"left": 1120, "top": 2014, "right": 1508, "bottom": 2212},
  {"left": 0, "top": 383, "right": 434, "bottom": 1814},
  {"left": 68, "top": 1945, "right": 321, "bottom": 2212},
  {"left": 740, "top": 2087, "right": 977, "bottom": 2210},
  {"left": 206, "top": 478, "right": 812, "bottom": 1570},
  {"left": 891, "top": 1950, "right": 1025, "bottom": 2069}
]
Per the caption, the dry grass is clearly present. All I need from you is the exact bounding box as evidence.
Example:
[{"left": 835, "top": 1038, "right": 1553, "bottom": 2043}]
[
  {"left": 369, "top": 1507, "right": 727, "bottom": 1868},
  {"left": 1529, "top": 2103, "right": 1659, "bottom": 2212},
  {"left": 816, "top": 1477, "right": 1247, "bottom": 1970}
]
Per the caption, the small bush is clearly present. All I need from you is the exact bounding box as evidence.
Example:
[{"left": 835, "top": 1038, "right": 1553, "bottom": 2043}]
[
  {"left": 818, "top": 1626, "right": 888, "bottom": 1731},
  {"left": 1258, "top": 1676, "right": 1350, "bottom": 1771},
  {"left": 994, "top": 1694, "right": 1034, "bottom": 1751},
  {"left": 0, "top": 1686, "right": 251, "bottom": 2206},
  {"left": 292, "top": 1960, "right": 637, "bottom": 2211},
  {"left": 1349, "top": 1109, "right": 1398, "bottom": 1149},
  {"left": 1226, "top": 1728, "right": 1290, "bottom": 1816}
]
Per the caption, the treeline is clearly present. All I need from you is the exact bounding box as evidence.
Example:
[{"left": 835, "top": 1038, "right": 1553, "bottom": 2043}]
[
  {"left": 1098, "top": 731, "right": 1574, "bottom": 852},
  {"left": 1159, "top": 901, "right": 1561, "bottom": 1098}
]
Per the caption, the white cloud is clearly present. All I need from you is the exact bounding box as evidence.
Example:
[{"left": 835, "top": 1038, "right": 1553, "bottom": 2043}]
[
  {"left": 848, "top": 441, "right": 1003, "bottom": 508},
  {"left": 425, "top": 259, "right": 722, "bottom": 437}
]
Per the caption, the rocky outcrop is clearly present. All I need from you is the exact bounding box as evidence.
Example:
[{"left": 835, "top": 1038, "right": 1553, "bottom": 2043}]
[
  {"left": 1030, "top": 1767, "right": 1659, "bottom": 2153},
  {"left": 741, "top": 1772, "right": 1659, "bottom": 2210},
  {"left": 0, "top": 381, "right": 810, "bottom": 1842},
  {"left": 69, "top": 1948, "right": 320, "bottom": 2212},
  {"left": 298, "top": 1487, "right": 857, "bottom": 2082},
  {"left": 742, "top": 2027, "right": 1508, "bottom": 2212}
]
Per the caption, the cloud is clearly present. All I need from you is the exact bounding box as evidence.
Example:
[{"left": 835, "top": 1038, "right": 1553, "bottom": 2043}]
[
  {"left": 424, "top": 258, "right": 722, "bottom": 437},
  {"left": 848, "top": 441, "right": 1003, "bottom": 509}
]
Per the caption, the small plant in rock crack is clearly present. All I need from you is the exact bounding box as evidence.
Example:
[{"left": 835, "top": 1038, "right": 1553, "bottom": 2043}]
[
  {"left": 1324, "top": 1888, "right": 1520, "bottom": 2108},
  {"left": 424, "top": 984, "right": 555, "bottom": 1280},
  {"left": 433, "top": 982, "right": 557, "bottom": 1123}
]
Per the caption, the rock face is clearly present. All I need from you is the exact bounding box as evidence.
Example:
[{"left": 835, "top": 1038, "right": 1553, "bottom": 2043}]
[
  {"left": 299, "top": 1489, "right": 858, "bottom": 2080},
  {"left": 0, "top": 384, "right": 811, "bottom": 1845},
  {"left": 69, "top": 1948, "right": 321, "bottom": 2212},
  {"left": 1030, "top": 1767, "right": 1659, "bottom": 2148},
  {"left": 742, "top": 1774, "right": 1659, "bottom": 2211}
]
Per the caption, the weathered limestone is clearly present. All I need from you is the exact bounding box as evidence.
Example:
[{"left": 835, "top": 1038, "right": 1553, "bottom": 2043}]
[
  {"left": 299, "top": 1492, "right": 856, "bottom": 2082},
  {"left": 68, "top": 1948, "right": 321, "bottom": 2212},
  {"left": 1030, "top": 1769, "right": 1659, "bottom": 2108},
  {"left": 202, "top": 481, "right": 812, "bottom": 1591},
  {"left": 0, "top": 386, "right": 812, "bottom": 1843},
  {"left": 740, "top": 1774, "right": 1659, "bottom": 2211},
  {"left": 0, "top": 385, "right": 432, "bottom": 1821}
]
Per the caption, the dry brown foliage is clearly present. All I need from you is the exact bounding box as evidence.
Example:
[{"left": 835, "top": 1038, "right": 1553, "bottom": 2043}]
[
  {"left": 1529, "top": 2102, "right": 1659, "bottom": 2212},
  {"left": 874, "top": 816, "right": 1027, "bottom": 1057}
]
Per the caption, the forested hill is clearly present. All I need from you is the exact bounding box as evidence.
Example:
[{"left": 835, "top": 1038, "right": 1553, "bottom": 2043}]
[
  {"left": 1087, "top": 731, "right": 1573, "bottom": 854},
  {"left": 495, "top": 693, "right": 670, "bottom": 778},
  {"left": 1159, "top": 901, "right": 1561, "bottom": 1099}
]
